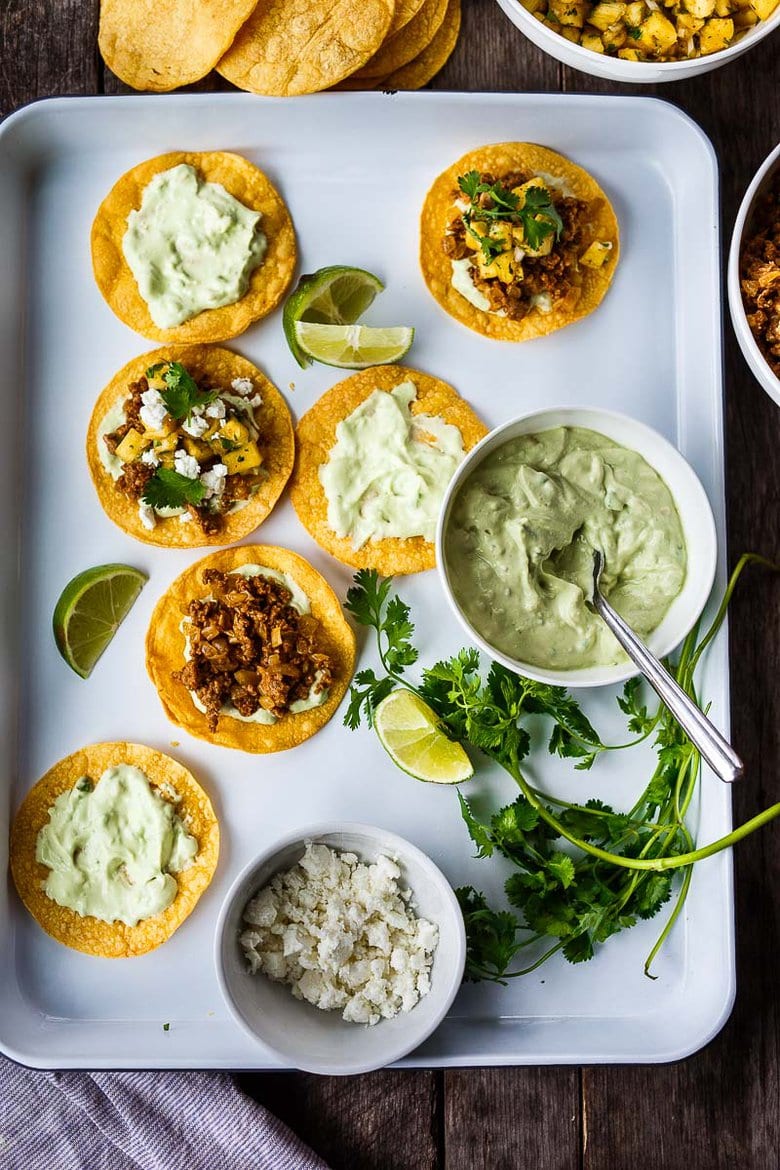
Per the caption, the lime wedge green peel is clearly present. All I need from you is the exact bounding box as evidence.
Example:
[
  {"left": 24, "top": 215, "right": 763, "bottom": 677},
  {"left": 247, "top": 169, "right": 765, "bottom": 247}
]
[
  {"left": 53, "top": 564, "right": 148, "bottom": 679},
  {"left": 374, "top": 689, "right": 474, "bottom": 785},
  {"left": 294, "top": 323, "right": 414, "bottom": 370},
  {"left": 283, "top": 266, "right": 385, "bottom": 368}
]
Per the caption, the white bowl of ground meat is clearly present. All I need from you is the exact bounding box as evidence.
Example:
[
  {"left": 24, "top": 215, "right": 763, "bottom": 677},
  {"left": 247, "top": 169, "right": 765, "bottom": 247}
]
[
  {"left": 728, "top": 141, "right": 780, "bottom": 407},
  {"left": 215, "top": 824, "right": 466, "bottom": 1075}
]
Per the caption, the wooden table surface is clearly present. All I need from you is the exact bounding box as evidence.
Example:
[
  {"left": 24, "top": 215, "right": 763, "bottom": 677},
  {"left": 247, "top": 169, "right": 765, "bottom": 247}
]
[{"left": 2, "top": 1, "right": 779, "bottom": 1166}]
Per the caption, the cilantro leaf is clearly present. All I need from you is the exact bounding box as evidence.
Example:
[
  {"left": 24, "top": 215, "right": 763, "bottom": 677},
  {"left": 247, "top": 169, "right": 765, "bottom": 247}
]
[
  {"left": 456, "top": 887, "right": 526, "bottom": 982},
  {"left": 520, "top": 185, "right": 564, "bottom": 251},
  {"left": 149, "top": 361, "right": 217, "bottom": 421},
  {"left": 343, "top": 670, "right": 395, "bottom": 731},
  {"left": 142, "top": 468, "right": 205, "bottom": 511},
  {"left": 457, "top": 791, "right": 494, "bottom": 859}
]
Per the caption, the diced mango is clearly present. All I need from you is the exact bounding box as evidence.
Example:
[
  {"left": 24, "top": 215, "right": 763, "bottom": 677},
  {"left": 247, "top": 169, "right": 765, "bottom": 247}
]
[
  {"left": 561, "top": 23, "right": 582, "bottom": 36},
  {"left": 114, "top": 428, "right": 148, "bottom": 463},
  {"left": 219, "top": 417, "right": 251, "bottom": 446},
  {"left": 465, "top": 221, "right": 488, "bottom": 249},
  {"left": 733, "top": 6, "right": 758, "bottom": 24},
  {"left": 582, "top": 26, "right": 607, "bottom": 46},
  {"left": 521, "top": 0, "right": 545, "bottom": 11},
  {"left": 143, "top": 414, "right": 177, "bottom": 439},
  {"left": 549, "top": 0, "right": 589, "bottom": 25},
  {"left": 698, "top": 14, "right": 734, "bottom": 47},
  {"left": 626, "top": 2, "right": 647, "bottom": 23},
  {"left": 677, "top": 12, "right": 705, "bottom": 31},
  {"left": 223, "top": 442, "right": 263, "bottom": 475},
  {"left": 751, "top": 0, "right": 778, "bottom": 18},
  {"left": 588, "top": 2, "right": 627, "bottom": 29},
  {"left": 617, "top": 44, "right": 642, "bottom": 54},
  {"left": 636, "top": 9, "right": 678, "bottom": 50},
  {"left": 145, "top": 363, "right": 170, "bottom": 391},
  {"left": 152, "top": 432, "right": 178, "bottom": 456},
  {"left": 182, "top": 435, "right": 212, "bottom": 461},
  {"left": 478, "top": 251, "right": 517, "bottom": 283},
  {"left": 604, "top": 20, "right": 628, "bottom": 45},
  {"left": 511, "top": 176, "right": 547, "bottom": 204},
  {"left": 715, "top": 0, "right": 735, "bottom": 15},
  {"left": 580, "top": 240, "right": 614, "bottom": 269},
  {"left": 683, "top": 0, "right": 716, "bottom": 17}
]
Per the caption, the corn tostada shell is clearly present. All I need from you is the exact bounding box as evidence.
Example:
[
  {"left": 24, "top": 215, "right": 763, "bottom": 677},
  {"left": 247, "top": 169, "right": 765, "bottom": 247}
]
[
  {"left": 86, "top": 345, "right": 294, "bottom": 549},
  {"left": 91, "top": 151, "right": 296, "bottom": 343},
  {"left": 145, "top": 545, "right": 356, "bottom": 753},
  {"left": 420, "top": 143, "right": 620, "bottom": 341},
  {"left": 216, "top": 0, "right": 395, "bottom": 96},
  {"left": 290, "top": 364, "right": 487, "bottom": 575},
  {"left": 381, "top": 0, "right": 461, "bottom": 89},
  {"left": 10, "top": 742, "right": 220, "bottom": 958},
  {"left": 351, "top": 0, "right": 449, "bottom": 81},
  {"left": 98, "top": 0, "right": 260, "bottom": 93}
]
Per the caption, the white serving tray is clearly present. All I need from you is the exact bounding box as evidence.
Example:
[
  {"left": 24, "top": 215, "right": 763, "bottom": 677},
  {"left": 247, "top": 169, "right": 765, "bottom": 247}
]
[{"left": 0, "top": 93, "right": 732, "bottom": 1069}]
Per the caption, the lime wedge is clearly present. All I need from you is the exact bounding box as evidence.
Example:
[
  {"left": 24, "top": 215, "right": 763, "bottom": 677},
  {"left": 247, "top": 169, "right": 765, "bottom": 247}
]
[
  {"left": 294, "top": 323, "right": 414, "bottom": 370},
  {"left": 374, "top": 690, "right": 474, "bottom": 784},
  {"left": 283, "top": 266, "right": 385, "bottom": 368},
  {"left": 52, "top": 564, "right": 148, "bottom": 678}
]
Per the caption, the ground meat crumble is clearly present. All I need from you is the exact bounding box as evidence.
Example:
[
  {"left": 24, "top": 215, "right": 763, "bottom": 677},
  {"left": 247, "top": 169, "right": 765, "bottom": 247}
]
[
  {"left": 173, "top": 570, "right": 334, "bottom": 731},
  {"left": 442, "top": 170, "right": 592, "bottom": 321},
  {"left": 741, "top": 175, "right": 780, "bottom": 380}
]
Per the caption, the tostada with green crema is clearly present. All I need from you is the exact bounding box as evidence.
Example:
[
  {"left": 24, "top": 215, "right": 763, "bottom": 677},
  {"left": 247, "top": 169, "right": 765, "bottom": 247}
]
[
  {"left": 420, "top": 143, "right": 620, "bottom": 342},
  {"left": 145, "top": 545, "right": 356, "bottom": 753},
  {"left": 87, "top": 346, "right": 294, "bottom": 548},
  {"left": 91, "top": 150, "right": 296, "bottom": 343},
  {"left": 290, "top": 364, "right": 487, "bottom": 575},
  {"left": 10, "top": 742, "right": 219, "bottom": 958}
]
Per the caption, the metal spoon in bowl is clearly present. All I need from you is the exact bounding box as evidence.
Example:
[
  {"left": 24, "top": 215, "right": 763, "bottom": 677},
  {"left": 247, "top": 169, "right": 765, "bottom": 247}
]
[{"left": 589, "top": 549, "right": 743, "bottom": 785}]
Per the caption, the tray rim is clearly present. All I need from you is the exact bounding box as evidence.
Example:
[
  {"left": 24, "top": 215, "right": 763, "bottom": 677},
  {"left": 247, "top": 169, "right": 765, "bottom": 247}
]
[{"left": 0, "top": 90, "right": 733, "bottom": 1070}]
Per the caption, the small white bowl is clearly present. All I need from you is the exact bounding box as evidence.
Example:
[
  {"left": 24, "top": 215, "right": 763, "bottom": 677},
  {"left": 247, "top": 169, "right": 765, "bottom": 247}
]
[
  {"left": 728, "top": 140, "right": 780, "bottom": 407},
  {"left": 215, "top": 823, "right": 466, "bottom": 1076},
  {"left": 495, "top": 0, "right": 780, "bottom": 83},
  {"left": 436, "top": 406, "right": 717, "bottom": 689}
]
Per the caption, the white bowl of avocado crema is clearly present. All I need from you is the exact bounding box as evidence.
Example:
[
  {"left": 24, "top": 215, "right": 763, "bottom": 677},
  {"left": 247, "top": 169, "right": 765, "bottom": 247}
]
[{"left": 436, "top": 407, "right": 717, "bottom": 689}]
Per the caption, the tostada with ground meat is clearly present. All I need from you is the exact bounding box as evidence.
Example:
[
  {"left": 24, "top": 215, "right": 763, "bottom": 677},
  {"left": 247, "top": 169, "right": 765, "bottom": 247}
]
[
  {"left": 87, "top": 346, "right": 294, "bottom": 548},
  {"left": 145, "top": 545, "right": 356, "bottom": 753},
  {"left": 420, "top": 143, "right": 619, "bottom": 342}
]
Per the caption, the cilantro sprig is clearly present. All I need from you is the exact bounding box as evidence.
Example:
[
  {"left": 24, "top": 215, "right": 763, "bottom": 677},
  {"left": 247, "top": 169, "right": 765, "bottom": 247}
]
[
  {"left": 142, "top": 467, "right": 205, "bottom": 511},
  {"left": 344, "top": 556, "right": 780, "bottom": 982},
  {"left": 146, "top": 362, "right": 217, "bottom": 422},
  {"left": 457, "top": 170, "right": 564, "bottom": 254}
]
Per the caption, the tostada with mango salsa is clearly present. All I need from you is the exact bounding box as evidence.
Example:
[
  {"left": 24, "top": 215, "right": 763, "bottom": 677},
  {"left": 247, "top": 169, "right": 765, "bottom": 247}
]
[{"left": 420, "top": 143, "right": 619, "bottom": 341}]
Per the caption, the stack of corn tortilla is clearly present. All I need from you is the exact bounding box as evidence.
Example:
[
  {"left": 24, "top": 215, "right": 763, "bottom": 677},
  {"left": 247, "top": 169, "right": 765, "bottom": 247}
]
[{"left": 99, "top": 0, "right": 461, "bottom": 95}]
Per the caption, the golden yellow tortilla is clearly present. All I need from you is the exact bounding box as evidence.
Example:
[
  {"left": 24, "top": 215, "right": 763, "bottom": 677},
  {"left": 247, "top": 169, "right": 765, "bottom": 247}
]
[
  {"left": 352, "top": 0, "right": 449, "bottom": 80},
  {"left": 388, "top": 0, "right": 428, "bottom": 35},
  {"left": 382, "top": 0, "right": 461, "bottom": 88},
  {"left": 98, "top": 0, "right": 260, "bottom": 92},
  {"left": 86, "top": 346, "right": 294, "bottom": 549},
  {"left": 420, "top": 143, "right": 620, "bottom": 342},
  {"left": 145, "top": 546, "right": 356, "bottom": 753},
  {"left": 10, "top": 742, "right": 219, "bottom": 959},
  {"left": 290, "top": 365, "right": 487, "bottom": 575},
  {"left": 91, "top": 151, "right": 297, "bottom": 343},
  {"left": 217, "top": 0, "right": 396, "bottom": 95}
]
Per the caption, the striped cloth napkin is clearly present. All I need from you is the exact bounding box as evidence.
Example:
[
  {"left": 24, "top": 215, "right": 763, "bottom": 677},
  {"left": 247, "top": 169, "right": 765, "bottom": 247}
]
[{"left": 0, "top": 1063, "right": 328, "bottom": 1170}]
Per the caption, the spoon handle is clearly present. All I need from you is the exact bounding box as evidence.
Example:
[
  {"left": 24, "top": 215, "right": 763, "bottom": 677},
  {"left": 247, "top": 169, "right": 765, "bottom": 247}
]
[{"left": 592, "top": 593, "right": 744, "bottom": 784}]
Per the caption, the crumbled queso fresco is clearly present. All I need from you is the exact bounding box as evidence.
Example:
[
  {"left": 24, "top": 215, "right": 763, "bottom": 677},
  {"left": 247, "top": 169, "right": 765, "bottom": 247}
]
[{"left": 240, "top": 843, "right": 439, "bottom": 1025}]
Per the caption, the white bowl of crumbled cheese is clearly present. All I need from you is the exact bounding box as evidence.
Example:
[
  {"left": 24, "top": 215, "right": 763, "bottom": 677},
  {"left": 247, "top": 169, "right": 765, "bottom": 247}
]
[{"left": 215, "top": 824, "right": 466, "bottom": 1075}]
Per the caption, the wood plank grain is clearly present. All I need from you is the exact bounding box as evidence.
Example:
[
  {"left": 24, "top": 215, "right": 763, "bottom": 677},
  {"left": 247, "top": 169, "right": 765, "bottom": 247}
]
[
  {"left": 433, "top": 0, "right": 562, "bottom": 90},
  {"left": 238, "top": 1070, "right": 442, "bottom": 1170},
  {"left": 443, "top": 1068, "right": 581, "bottom": 1169},
  {"left": 0, "top": 0, "right": 99, "bottom": 115}
]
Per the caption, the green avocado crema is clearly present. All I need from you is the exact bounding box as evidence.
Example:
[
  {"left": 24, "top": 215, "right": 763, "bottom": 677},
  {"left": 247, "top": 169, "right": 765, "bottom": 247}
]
[
  {"left": 319, "top": 381, "right": 465, "bottom": 549},
  {"left": 35, "top": 765, "right": 198, "bottom": 926},
  {"left": 445, "top": 426, "right": 687, "bottom": 670},
  {"left": 122, "top": 163, "right": 267, "bottom": 330}
]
